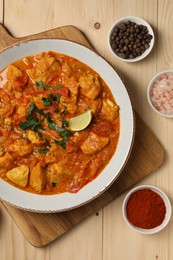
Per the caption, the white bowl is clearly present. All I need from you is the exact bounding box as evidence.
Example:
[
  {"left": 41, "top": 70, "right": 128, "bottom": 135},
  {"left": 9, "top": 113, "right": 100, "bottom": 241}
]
[
  {"left": 0, "top": 39, "right": 135, "bottom": 212},
  {"left": 108, "top": 16, "right": 155, "bottom": 62},
  {"left": 147, "top": 70, "right": 173, "bottom": 118},
  {"left": 122, "top": 185, "right": 172, "bottom": 234}
]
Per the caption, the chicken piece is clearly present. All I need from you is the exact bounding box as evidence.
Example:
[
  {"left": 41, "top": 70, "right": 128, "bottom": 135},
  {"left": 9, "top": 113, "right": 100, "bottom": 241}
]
[
  {"left": 100, "top": 99, "right": 119, "bottom": 121},
  {"left": 47, "top": 163, "right": 72, "bottom": 186},
  {"left": 7, "top": 64, "right": 28, "bottom": 90},
  {"left": 8, "top": 139, "right": 33, "bottom": 158},
  {"left": 60, "top": 77, "right": 80, "bottom": 115},
  {"left": 7, "top": 64, "right": 23, "bottom": 81},
  {"left": 4, "top": 117, "right": 12, "bottom": 126},
  {"left": 0, "top": 89, "right": 14, "bottom": 118},
  {"left": 29, "top": 163, "right": 46, "bottom": 192},
  {"left": 62, "top": 102, "right": 77, "bottom": 115},
  {"left": 79, "top": 74, "right": 101, "bottom": 100},
  {"left": 0, "top": 152, "right": 14, "bottom": 175},
  {"left": 78, "top": 97, "right": 102, "bottom": 116},
  {"left": 26, "top": 130, "right": 44, "bottom": 145},
  {"left": 62, "top": 62, "right": 72, "bottom": 75},
  {"left": 64, "top": 77, "right": 79, "bottom": 101},
  {"left": 36, "top": 54, "right": 55, "bottom": 73},
  {"left": 27, "top": 53, "right": 57, "bottom": 83},
  {"left": 80, "top": 132, "right": 109, "bottom": 155},
  {"left": 44, "top": 142, "right": 65, "bottom": 164},
  {"left": 6, "top": 165, "right": 29, "bottom": 187},
  {"left": 16, "top": 104, "right": 28, "bottom": 118}
]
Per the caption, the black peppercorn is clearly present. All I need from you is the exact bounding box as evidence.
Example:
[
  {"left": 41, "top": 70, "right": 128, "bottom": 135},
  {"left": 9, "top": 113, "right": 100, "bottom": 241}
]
[{"left": 110, "top": 20, "right": 153, "bottom": 60}]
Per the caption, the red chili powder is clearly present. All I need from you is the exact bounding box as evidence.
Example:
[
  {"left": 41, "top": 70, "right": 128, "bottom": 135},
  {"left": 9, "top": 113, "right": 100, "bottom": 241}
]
[{"left": 126, "top": 188, "right": 166, "bottom": 229}]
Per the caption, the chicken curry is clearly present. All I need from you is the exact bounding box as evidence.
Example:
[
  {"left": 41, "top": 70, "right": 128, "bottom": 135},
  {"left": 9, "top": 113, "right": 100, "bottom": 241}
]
[{"left": 0, "top": 51, "right": 120, "bottom": 194}]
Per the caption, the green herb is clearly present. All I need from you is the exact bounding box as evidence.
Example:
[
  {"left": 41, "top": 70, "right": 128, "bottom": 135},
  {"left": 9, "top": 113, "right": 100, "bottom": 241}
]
[
  {"left": 52, "top": 182, "right": 57, "bottom": 187},
  {"left": 61, "top": 118, "right": 69, "bottom": 127},
  {"left": 36, "top": 81, "right": 44, "bottom": 90},
  {"left": 55, "top": 108, "right": 59, "bottom": 113},
  {"left": 46, "top": 85, "right": 52, "bottom": 89},
  {"left": 19, "top": 115, "right": 44, "bottom": 132},
  {"left": 61, "top": 106, "right": 67, "bottom": 115},
  {"left": 54, "top": 85, "right": 62, "bottom": 90},
  {"left": 60, "top": 129, "right": 72, "bottom": 138},
  {"left": 55, "top": 94, "right": 61, "bottom": 103},
  {"left": 39, "top": 148, "right": 49, "bottom": 154},
  {"left": 48, "top": 120, "right": 64, "bottom": 132},
  {"left": 42, "top": 97, "right": 52, "bottom": 107},
  {"left": 37, "top": 131, "right": 42, "bottom": 137},
  {"left": 28, "top": 102, "right": 45, "bottom": 116},
  {"left": 54, "top": 139, "right": 67, "bottom": 149},
  {"left": 28, "top": 102, "right": 35, "bottom": 115},
  {"left": 54, "top": 129, "right": 72, "bottom": 149},
  {"left": 34, "top": 107, "right": 45, "bottom": 116},
  {"left": 49, "top": 94, "right": 55, "bottom": 101},
  {"left": 23, "top": 137, "right": 29, "bottom": 141},
  {"left": 44, "top": 112, "right": 51, "bottom": 122}
]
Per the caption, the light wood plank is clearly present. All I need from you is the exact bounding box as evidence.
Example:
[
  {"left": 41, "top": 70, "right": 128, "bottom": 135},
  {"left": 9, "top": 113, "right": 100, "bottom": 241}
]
[{"left": 0, "top": 0, "right": 3, "bottom": 23}]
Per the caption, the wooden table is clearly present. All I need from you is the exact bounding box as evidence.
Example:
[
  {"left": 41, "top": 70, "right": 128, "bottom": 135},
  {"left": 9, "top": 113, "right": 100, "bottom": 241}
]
[{"left": 0, "top": 1, "right": 173, "bottom": 259}]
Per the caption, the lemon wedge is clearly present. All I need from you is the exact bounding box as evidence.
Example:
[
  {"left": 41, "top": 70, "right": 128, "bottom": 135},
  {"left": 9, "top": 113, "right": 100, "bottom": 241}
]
[{"left": 69, "top": 110, "right": 92, "bottom": 131}]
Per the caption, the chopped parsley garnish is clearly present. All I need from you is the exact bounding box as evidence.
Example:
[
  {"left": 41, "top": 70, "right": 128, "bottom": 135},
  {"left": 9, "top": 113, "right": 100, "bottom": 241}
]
[
  {"left": 54, "top": 139, "right": 67, "bottom": 149},
  {"left": 61, "top": 106, "right": 67, "bottom": 115},
  {"left": 48, "top": 120, "right": 65, "bottom": 132},
  {"left": 39, "top": 148, "right": 49, "bottom": 154},
  {"left": 62, "top": 118, "right": 69, "bottom": 127},
  {"left": 20, "top": 103, "right": 45, "bottom": 132},
  {"left": 20, "top": 99, "right": 72, "bottom": 149},
  {"left": 28, "top": 102, "right": 35, "bottom": 115},
  {"left": 19, "top": 115, "right": 44, "bottom": 132},
  {"left": 28, "top": 102, "right": 45, "bottom": 116},
  {"left": 59, "top": 129, "right": 72, "bottom": 138},
  {"left": 42, "top": 97, "right": 52, "bottom": 107},
  {"left": 49, "top": 93, "right": 55, "bottom": 101},
  {"left": 55, "top": 108, "right": 59, "bottom": 113},
  {"left": 54, "top": 129, "right": 72, "bottom": 149},
  {"left": 36, "top": 81, "right": 44, "bottom": 90},
  {"left": 54, "top": 84, "right": 62, "bottom": 90},
  {"left": 42, "top": 93, "right": 61, "bottom": 107},
  {"left": 55, "top": 94, "right": 61, "bottom": 103}
]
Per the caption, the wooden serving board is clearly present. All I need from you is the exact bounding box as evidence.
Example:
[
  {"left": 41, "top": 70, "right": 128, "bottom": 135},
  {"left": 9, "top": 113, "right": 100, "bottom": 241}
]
[{"left": 0, "top": 24, "right": 164, "bottom": 247}]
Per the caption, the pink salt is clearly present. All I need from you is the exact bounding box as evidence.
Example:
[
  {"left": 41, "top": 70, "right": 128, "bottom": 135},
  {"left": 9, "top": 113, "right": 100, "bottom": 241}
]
[{"left": 150, "top": 73, "right": 173, "bottom": 115}]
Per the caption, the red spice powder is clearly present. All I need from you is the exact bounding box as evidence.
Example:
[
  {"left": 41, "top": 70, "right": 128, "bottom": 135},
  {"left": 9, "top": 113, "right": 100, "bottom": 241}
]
[{"left": 126, "top": 188, "right": 166, "bottom": 229}]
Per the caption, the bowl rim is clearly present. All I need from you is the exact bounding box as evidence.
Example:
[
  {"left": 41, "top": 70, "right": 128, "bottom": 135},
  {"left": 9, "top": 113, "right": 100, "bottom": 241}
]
[
  {"left": 108, "top": 15, "right": 155, "bottom": 63},
  {"left": 147, "top": 70, "right": 173, "bottom": 118},
  {"left": 0, "top": 38, "right": 135, "bottom": 213},
  {"left": 122, "top": 184, "right": 172, "bottom": 234}
]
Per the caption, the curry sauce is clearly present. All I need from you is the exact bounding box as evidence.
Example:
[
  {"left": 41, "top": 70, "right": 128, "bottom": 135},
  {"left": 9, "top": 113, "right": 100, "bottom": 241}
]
[{"left": 0, "top": 51, "right": 120, "bottom": 194}]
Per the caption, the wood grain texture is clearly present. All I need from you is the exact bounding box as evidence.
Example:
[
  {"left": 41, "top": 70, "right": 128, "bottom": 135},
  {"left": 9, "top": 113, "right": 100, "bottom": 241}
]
[
  {"left": 0, "top": 24, "right": 164, "bottom": 248},
  {"left": 0, "top": 0, "right": 3, "bottom": 23},
  {"left": 0, "top": 0, "right": 173, "bottom": 259}
]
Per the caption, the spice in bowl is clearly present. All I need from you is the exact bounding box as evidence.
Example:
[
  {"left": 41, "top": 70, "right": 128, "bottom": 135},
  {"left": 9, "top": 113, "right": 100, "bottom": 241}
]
[
  {"left": 122, "top": 185, "right": 172, "bottom": 234},
  {"left": 126, "top": 188, "right": 166, "bottom": 229},
  {"left": 147, "top": 70, "right": 173, "bottom": 117},
  {"left": 108, "top": 16, "right": 154, "bottom": 62}
]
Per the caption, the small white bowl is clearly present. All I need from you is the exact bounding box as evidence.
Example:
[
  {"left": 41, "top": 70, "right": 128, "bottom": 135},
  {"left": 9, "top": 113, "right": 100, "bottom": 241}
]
[
  {"left": 147, "top": 70, "right": 173, "bottom": 118},
  {"left": 122, "top": 185, "right": 172, "bottom": 234},
  {"left": 108, "top": 16, "right": 155, "bottom": 62}
]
